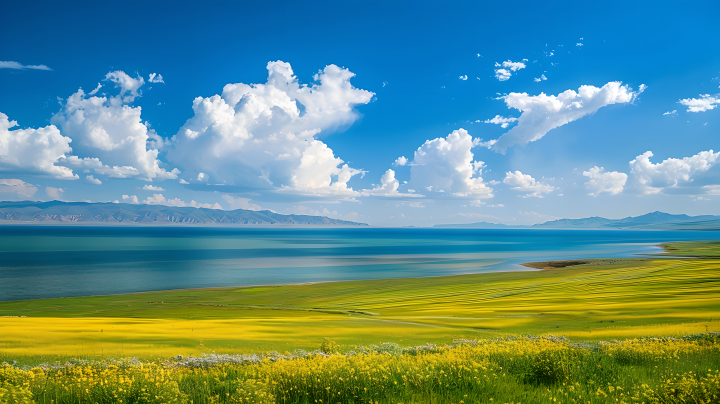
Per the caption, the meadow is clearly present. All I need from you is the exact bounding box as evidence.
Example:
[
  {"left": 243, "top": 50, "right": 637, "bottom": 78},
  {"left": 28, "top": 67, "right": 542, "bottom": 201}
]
[
  {"left": 1, "top": 241, "right": 719, "bottom": 403},
  {"left": 2, "top": 335, "right": 720, "bottom": 403}
]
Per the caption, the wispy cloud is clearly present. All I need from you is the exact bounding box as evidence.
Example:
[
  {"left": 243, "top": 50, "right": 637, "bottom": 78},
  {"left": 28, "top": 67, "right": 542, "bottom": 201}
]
[
  {"left": 489, "top": 82, "right": 643, "bottom": 153},
  {"left": 480, "top": 115, "right": 517, "bottom": 128},
  {"left": 0, "top": 61, "right": 52, "bottom": 71}
]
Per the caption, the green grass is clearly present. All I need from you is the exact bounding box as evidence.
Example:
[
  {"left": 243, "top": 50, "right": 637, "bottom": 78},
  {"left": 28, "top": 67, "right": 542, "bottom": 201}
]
[
  {"left": 3, "top": 336, "right": 720, "bottom": 404},
  {"left": 655, "top": 240, "right": 720, "bottom": 258},
  {"left": 2, "top": 241, "right": 720, "bottom": 403},
  {"left": 1, "top": 241, "right": 720, "bottom": 360}
]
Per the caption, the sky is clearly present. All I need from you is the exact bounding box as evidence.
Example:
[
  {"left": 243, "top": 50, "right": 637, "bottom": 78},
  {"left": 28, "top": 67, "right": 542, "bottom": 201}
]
[{"left": 1, "top": 0, "right": 719, "bottom": 226}]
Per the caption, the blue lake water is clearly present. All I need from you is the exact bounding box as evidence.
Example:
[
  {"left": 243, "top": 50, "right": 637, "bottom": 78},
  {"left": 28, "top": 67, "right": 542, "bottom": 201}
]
[{"left": 1, "top": 225, "right": 719, "bottom": 301}]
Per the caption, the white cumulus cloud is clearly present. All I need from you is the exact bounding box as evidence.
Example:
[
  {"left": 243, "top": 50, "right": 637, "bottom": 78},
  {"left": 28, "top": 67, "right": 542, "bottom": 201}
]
[
  {"left": 148, "top": 73, "right": 164, "bottom": 83},
  {"left": 494, "top": 69, "right": 512, "bottom": 81},
  {"left": 51, "top": 71, "right": 179, "bottom": 182},
  {"left": 498, "top": 60, "right": 526, "bottom": 71},
  {"left": 503, "top": 171, "right": 554, "bottom": 198},
  {"left": 459, "top": 75, "right": 468, "bottom": 80},
  {"left": 363, "top": 169, "right": 423, "bottom": 197},
  {"left": 663, "top": 110, "right": 677, "bottom": 116},
  {"left": 490, "top": 82, "right": 642, "bottom": 153},
  {"left": 409, "top": 129, "right": 494, "bottom": 198},
  {"left": 494, "top": 60, "right": 526, "bottom": 81},
  {"left": 0, "top": 112, "right": 77, "bottom": 179},
  {"left": 142, "top": 184, "right": 165, "bottom": 191},
  {"left": 582, "top": 166, "right": 627, "bottom": 196},
  {"left": 393, "top": 156, "right": 408, "bottom": 166},
  {"left": 678, "top": 94, "right": 720, "bottom": 112},
  {"left": 628, "top": 150, "right": 720, "bottom": 195},
  {"left": 166, "top": 61, "right": 374, "bottom": 198},
  {"left": 86, "top": 175, "right": 102, "bottom": 185},
  {"left": 534, "top": 74, "right": 547, "bottom": 82},
  {"left": 104, "top": 71, "right": 144, "bottom": 102},
  {"left": 122, "top": 194, "right": 139, "bottom": 204}
]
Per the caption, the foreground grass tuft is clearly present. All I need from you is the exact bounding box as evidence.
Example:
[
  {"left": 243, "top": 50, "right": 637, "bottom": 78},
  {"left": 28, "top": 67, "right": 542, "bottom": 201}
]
[{"left": 2, "top": 334, "right": 720, "bottom": 403}]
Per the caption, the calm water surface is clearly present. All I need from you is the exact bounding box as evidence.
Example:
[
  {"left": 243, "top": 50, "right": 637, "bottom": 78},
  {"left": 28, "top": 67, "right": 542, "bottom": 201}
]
[{"left": 1, "top": 225, "right": 719, "bottom": 301}]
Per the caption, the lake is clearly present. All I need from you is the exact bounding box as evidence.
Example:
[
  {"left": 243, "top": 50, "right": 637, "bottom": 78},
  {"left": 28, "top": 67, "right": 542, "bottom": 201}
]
[{"left": 1, "top": 225, "right": 719, "bottom": 301}]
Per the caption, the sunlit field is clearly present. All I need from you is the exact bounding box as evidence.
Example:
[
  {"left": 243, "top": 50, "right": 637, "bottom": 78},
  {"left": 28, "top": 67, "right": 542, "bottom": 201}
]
[
  {"left": 3, "top": 335, "right": 720, "bottom": 403},
  {"left": 2, "top": 243, "right": 719, "bottom": 358},
  {"left": 1, "top": 241, "right": 719, "bottom": 403}
]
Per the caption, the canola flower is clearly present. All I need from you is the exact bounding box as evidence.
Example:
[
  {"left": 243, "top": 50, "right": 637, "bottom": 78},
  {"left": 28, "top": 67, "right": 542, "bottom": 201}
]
[{"left": 0, "top": 334, "right": 719, "bottom": 404}]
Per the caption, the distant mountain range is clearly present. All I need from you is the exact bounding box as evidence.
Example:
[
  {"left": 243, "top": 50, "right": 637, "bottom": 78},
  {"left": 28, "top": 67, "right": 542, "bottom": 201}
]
[
  {"left": 2, "top": 202, "right": 718, "bottom": 230},
  {"left": 0, "top": 201, "right": 367, "bottom": 226},
  {"left": 434, "top": 211, "right": 720, "bottom": 231}
]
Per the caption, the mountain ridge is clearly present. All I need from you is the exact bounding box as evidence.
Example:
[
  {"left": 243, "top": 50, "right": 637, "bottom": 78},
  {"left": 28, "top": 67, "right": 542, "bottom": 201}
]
[
  {"left": 0, "top": 201, "right": 368, "bottom": 226},
  {"left": 435, "top": 211, "right": 720, "bottom": 230}
]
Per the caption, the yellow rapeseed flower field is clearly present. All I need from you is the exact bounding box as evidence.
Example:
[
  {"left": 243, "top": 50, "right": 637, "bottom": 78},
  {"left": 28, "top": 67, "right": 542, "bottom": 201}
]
[
  {"left": 1, "top": 253, "right": 719, "bottom": 357},
  {"left": 1, "top": 241, "right": 719, "bottom": 402},
  {"left": 2, "top": 335, "right": 719, "bottom": 403}
]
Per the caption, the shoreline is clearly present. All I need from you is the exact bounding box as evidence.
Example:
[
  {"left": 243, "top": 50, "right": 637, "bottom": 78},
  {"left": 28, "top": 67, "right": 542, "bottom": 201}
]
[
  {"left": 4, "top": 240, "right": 711, "bottom": 304},
  {"left": 4, "top": 221, "right": 720, "bottom": 231},
  {"left": 0, "top": 263, "right": 536, "bottom": 304},
  {"left": 0, "top": 250, "right": 673, "bottom": 304}
]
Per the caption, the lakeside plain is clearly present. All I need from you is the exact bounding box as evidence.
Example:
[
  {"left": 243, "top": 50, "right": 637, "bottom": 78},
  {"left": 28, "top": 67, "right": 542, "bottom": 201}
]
[
  {"left": 1, "top": 241, "right": 719, "bottom": 360},
  {"left": 1, "top": 240, "right": 720, "bottom": 403}
]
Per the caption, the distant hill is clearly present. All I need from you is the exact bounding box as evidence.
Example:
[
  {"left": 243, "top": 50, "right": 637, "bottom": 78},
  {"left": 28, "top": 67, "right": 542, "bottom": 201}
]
[
  {"left": 0, "top": 201, "right": 367, "bottom": 226},
  {"left": 536, "top": 211, "right": 720, "bottom": 230},
  {"left": 434, "top": 211, "right": 720, "bottom": 231},
  {"left": 433, "top": 221, "right": 525, "bottom": 229}
]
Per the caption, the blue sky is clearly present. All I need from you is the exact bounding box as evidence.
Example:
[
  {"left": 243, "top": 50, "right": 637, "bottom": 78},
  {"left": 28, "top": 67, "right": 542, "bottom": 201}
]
[{"left": 1, "top": 0, "right": 719, "bottom": 226}]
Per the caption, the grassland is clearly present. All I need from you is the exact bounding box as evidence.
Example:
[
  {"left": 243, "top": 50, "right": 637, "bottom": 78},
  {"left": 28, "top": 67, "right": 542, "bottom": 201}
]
[
  {"left": 655, "top": 240, "right": 720, "bottom": 258},
  {"left": 3, "top": 335, "right": 720, "bottom": 403},
  {"left": 1, "top": 241, "right": 720, "bottom": 403},
  {"left": 1, "top": 241, "right": 719, "bottom": 360}
]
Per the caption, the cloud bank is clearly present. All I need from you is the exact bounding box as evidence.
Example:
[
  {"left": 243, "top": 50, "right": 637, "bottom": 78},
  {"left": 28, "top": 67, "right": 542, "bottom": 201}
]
[
  {"left": 628, "top": 150, "right": 719, "bottom": 195},
  {"left": 167, "top": 61, "right": 374, "bottom": 198},
  {"left": 0, "top": 113, "right": 76, "bottom": 179}
]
